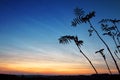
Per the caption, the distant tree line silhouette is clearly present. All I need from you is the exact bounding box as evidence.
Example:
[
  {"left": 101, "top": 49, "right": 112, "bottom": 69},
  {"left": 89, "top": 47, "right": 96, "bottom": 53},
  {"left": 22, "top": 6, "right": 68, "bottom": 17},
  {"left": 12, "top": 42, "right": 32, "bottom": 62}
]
[{"left": 58, "top": 7, "right": 120, "bottom": 74}]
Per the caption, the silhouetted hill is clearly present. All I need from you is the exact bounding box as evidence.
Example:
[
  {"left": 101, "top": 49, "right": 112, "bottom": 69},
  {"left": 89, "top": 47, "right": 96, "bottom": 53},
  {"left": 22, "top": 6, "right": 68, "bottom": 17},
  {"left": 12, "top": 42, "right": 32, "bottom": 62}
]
[{"left": 0, "top": 74, "right": 120, "bottom": 80}]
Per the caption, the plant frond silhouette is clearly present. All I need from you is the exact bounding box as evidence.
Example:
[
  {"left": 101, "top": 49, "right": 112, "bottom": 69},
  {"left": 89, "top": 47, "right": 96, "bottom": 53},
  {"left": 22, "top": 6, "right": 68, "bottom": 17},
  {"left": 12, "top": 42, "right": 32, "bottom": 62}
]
[
  {"left": 100, "top": 20, "right": 120, "bottom": 61},
  {"left": 74, "top": 7, "right": 85, "bottom": 17},
  {"left": 99, "top": 18, "right": 120, "bottom": 45},
  {"left": 59, "top": 35, "right": 98, "bottom": 74},
  {"left": 72, "top": 7, "right": 120, "bottom": 74},
  {"left": 99, "top": 19, "right": 120, "bottom": 24},
  {"left": 95, "top": 49, "right": 112, "bottom": 74},
  {"left": 71, "top": 7, "right": 95, "bottom": 27}
]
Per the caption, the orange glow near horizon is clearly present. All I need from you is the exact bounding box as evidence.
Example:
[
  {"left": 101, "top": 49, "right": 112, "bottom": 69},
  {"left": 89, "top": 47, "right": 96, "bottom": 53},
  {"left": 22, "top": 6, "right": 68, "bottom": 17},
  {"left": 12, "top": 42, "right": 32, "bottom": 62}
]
[
  {"left": 0, "top": 49, "right": 118, "bottom": 75},
  {"left": 0, "top": 62, "right": 118, "bottom": 75},
  {"left": 0, "top": 62, "right": 92, "bottom": 75}
]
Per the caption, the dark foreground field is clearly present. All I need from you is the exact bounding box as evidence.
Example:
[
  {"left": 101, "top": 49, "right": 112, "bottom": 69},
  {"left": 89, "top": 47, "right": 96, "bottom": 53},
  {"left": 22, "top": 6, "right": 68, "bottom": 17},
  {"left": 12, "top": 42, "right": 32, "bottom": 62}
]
[{"left": 0, "top": 74, "right": 120, "bottom": 80}]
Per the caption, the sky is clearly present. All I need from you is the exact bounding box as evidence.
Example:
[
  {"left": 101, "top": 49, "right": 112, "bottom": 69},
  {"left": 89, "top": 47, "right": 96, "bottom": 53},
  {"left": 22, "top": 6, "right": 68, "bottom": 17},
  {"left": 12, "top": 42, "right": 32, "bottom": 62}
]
[{"left": 0, "top": 0, "right": 120, "bottom": 75}]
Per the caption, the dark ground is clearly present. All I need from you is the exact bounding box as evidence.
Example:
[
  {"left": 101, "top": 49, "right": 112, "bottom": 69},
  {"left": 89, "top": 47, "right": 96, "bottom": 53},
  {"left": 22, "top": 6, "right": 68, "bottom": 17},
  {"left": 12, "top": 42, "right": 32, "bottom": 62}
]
[{"left": 0, "top": 74, "right": 120, "bottom": 80}]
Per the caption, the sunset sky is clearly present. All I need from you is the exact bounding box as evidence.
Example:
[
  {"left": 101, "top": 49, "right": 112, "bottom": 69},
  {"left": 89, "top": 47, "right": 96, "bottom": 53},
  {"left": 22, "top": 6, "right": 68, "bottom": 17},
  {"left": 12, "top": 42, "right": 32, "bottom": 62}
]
[{"left": 0, "top": 0, "right": 120, "bottom": 75}]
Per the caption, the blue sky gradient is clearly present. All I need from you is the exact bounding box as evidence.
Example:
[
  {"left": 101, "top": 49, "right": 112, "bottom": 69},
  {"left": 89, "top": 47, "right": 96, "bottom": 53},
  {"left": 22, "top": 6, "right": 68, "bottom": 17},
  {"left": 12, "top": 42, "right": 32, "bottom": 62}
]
[{"left": 0, "top": 0, "right": 120, "bottom": 75}]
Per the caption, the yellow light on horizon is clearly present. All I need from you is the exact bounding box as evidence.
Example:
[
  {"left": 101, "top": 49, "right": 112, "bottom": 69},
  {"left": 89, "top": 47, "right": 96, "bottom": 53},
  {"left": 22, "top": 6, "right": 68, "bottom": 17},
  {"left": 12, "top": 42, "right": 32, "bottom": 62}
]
[
  {"left": 0, "top": 62, "right": 95, "bottom": 75},
  {"left": 0, "top": 61, "right": 118, "bottom": 75}
]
